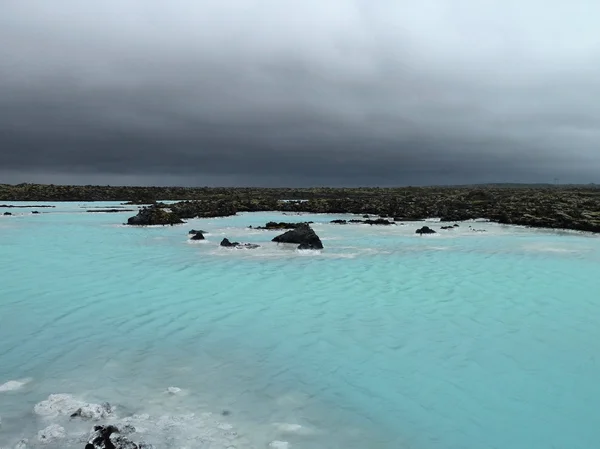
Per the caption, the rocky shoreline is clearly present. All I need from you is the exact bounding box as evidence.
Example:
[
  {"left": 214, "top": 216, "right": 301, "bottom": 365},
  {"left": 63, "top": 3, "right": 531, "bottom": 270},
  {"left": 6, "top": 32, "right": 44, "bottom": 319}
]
[{"left": 2, "top": 183, "right": 600, "bottom": 233}]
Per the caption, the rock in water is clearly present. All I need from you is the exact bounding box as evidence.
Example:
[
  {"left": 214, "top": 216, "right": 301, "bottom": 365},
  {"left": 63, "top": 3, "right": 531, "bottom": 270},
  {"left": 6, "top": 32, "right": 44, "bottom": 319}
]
[
  {"left": 416, "top": 226, "right": 436, "bottom": 235},
  {"left": 190, "top": 231, "right": 205, "bottom": 240},
  {"left": 220, "top": 238, "right": 238, "bottom": 247},
  {"left": 220, "top": 238, "right": 260, "bottom": 249},
  {"left": 272, "top": 223, "right": 323, "bottom": 250},
  {"left": 126, "top": 206, "right": 184, "bottom": 226},
  {"left": 88, "top": 425, "right": 152, "bottom": 449},
  {"left": 255, "top": 221, "right": 311, "bottom": 230},
  {"left": 364, "top": 218, "right": 394, "bottom": 225}
]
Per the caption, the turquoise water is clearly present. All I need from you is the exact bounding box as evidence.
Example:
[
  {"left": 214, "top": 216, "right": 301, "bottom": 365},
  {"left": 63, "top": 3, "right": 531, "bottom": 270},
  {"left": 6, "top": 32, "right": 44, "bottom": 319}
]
[{"left": 1, "top": 202, "right": 600, "bottom": 448}]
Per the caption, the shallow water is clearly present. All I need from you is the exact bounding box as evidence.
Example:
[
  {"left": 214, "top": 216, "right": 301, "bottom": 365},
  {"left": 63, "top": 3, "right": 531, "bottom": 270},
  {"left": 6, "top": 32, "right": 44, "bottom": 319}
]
[{"left": 1, "top": 202, "right": 600, "bottom": 448}]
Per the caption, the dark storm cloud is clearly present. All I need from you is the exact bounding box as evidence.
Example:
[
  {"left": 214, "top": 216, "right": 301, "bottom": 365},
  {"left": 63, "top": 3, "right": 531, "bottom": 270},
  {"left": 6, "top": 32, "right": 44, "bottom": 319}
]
[{"left": 1, "top": 0, "right": 600, "bottom": 186}]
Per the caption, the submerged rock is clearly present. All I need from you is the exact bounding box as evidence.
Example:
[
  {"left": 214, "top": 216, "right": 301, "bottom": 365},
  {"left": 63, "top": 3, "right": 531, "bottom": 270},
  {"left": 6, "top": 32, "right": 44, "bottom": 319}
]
[
  {"left": 34, "top": 394, "right": 113, "bottom": 420},
  {"left": 269, "top": 441, "right": 290, "bottom": 449},
  {"left": 272, "top": 223, "right": 323, "bottom": 250},
  {"left": 416, "top": 226, "right": 436, "bottom": 235},
  {"left": 188, "top": 229, "right": 206, "bottom": 235},
  {"left": 440, "top": 225, "right": 454, "bottom": 230},
  {"left": 38, "top": 424, "right": 66, "bottom": 443},
  {"left": 14, "top": 439, "right": 28, "bottom": 449},
  {"left": 126, "top": 206, "right": 184, "bottom": 226},
  {"left": 0, "top": 378, "right": 30, "bottom": 392}
]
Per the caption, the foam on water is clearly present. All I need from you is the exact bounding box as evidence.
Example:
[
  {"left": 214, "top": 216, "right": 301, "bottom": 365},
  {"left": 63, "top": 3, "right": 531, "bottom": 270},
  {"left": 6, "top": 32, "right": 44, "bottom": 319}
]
[{"left": 2, "top": 202, "right": 600, "bottom": 448}]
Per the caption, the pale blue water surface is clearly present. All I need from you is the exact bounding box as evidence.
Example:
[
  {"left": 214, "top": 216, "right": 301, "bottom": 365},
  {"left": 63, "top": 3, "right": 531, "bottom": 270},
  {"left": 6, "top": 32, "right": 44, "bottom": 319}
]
[{"left": 1, "top": 202, "right": 600, "bottom": 448}]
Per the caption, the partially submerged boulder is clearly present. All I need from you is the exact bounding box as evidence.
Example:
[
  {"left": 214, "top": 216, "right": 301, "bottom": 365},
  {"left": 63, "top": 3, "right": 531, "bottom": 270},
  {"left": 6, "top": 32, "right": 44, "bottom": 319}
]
[
  {"left": 126, "top": 206, "right": 184, "bottom": 226},
  {"left": 272, "top": 223, "right": 323, "bottom": 250},
  {"left": 416, "top": 226, "right": 436, "bottom": 235},
  {"left": 220, "top": 238, "right": 259, "bottom": 249},
  {"left": 330, "top": 219, "right": 347, "bottom": 224},
  {"left": 189, "top": 231, "right": 205, "bottom": 241}
]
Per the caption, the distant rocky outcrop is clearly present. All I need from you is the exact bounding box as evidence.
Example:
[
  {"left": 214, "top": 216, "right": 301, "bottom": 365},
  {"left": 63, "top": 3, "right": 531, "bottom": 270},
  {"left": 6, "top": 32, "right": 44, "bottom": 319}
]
[
  {"left": 170, "top": 200, "right": 236, "bottom": 219},
  {"left": 87, "top": 209, "right": 134, "bottom": 213},
  {"left": 330, "top": 219, "right": 347, "bottom": 224},
  {"left": 253, "top": 221, "right": 312, "bottom": 230},
  {"left": 3, "top": 212, "right": 12, "bottom": 216},
  {"left": 272, "top": 223, "right": 323, "bottom": 250},
  {"left": 3, "top": 184, "right": 600, "bottom": 234},
  {"left": 220, "top": 238, "right": 259, "bottom": 249},
  {"left": 126, "top": 206, "right": 184, "bottom": 226},
  {"left": 0, "top": 204, "right": 55, "bottom": 208},
  {"left": 416, "top": 226, "right": 436, "bottom": 235},
  {"left": 364, "top": 218, "right": 395, "bottom": 225}
]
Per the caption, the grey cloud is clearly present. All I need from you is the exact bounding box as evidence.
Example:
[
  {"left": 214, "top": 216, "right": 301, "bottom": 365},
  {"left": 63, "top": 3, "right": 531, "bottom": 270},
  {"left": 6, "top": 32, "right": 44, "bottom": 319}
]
[{"left": 1, "top": 0, "right": 600, "bottom": 186}]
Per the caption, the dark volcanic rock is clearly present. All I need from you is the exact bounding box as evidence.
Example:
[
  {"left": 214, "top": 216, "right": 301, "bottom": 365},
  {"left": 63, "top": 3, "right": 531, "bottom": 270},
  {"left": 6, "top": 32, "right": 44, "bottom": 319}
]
[
  {"left": 170, "top": 200, "right": 236, "bottom": 219},
  {"left": 220, "top": 238, "right": 259, "bottom": 249},
  {"left": 330, "top": 219, "right": 347, "bottom": 224},
  {"left": 0, "top": 204, "right": 55, "bottom": 208},
  {"left": 416, "top": 226, "right": 436, "bottom": 235},
  {"left": 255, "top": 221, "right": 312, "bottom": 230},
  {"left": 188, "top": 229, "right": 206, "bottom": 235},
  {"left": 190, "top": 231, "right": 205, "bottom": 240},
  {"left": 220, "top": 238, "right": 237, "bottom": 247},
  {"left": 3, "top": 212, "right": 12, "bottom": 216},
  {"left": 440, "top": 225, "right": 454, "bottom": 230},
  {"left": 87, "top": 424, "right": 148, "bottom": 449},
  {"left": 87, "top": 209, "right": 135, "bottom": 213},
  {"left": 32, "top": 211, "right": 40, "bottom": 214},
  {"left": 4, "top": 184, "right": 600, "bottom": 234},
  {"left": 364, "top": 218, "right": 395, "bottom": 225},
  {"left": 126, "top": 206, "right": 184, "bottom": 226},
  {"left": 272, "top": 223, "right": 323, "bottom": 249}
]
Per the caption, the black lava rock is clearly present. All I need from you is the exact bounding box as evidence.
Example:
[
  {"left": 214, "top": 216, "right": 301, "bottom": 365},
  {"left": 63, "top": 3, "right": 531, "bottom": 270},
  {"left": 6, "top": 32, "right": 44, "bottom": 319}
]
[
  {"left": 273, "top": 223, "right": 323, "bottom": 250},
  {"left": 416, "top": 226, "right": 436, "bottom": 235}
]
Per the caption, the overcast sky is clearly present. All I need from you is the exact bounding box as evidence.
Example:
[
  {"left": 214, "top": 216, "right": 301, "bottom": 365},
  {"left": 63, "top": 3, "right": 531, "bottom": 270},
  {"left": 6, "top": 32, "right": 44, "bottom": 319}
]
[{"left": 1, "top": 0, "right": 599, "bottom": 186}]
